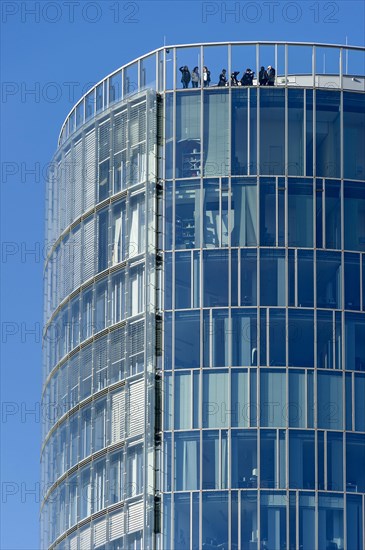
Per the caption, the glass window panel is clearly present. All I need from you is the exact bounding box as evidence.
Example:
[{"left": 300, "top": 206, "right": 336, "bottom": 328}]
[
  {"left": 174, "top": 432, "right": 200, "bottom": 491},
  {"left": 241, "top": 491, "right": 258, "bottom": 547},
  {"left": 231, "top": 309, "right": 258, "bottom": 368},
  {"left": 111, "top": 271, "right": 125, "bottom": 324},
  {"left": 203, "top": 370, "right": 229, "bottom": 429},
  {"left": 95, "top": 280, "right": 108, "bottom": 332},
  {"left": 260, "top": 369, "right": 286, "bottom": 427},
  {"left": 202, "top": 431, "right": 219, "bottom": 490},
  {"left": 109, "top": 71, "right": 122, "bottom": 104},
  {"left": 260, "top": 250, "right": 286, "bottom": 306},
  {"left": 124, "top": 62, "right": 138, "bottom": 96},
  {"left": 317, "top": 372, "right": 343, "bottom": 429},
  {"left": 299, "top": 493, "right": 316, "bottom": 550},
  {"left": 175, "top": 180, "right": 201, "bottom": 249},
  {"left": 345, "top": 312, "right": 365, "bottom": 371},
  {"left": 175, "top": 372, "right": 191, "bottom": 429},
  {"left": 318, "top": 494, "right": 344, "bottom": 550},
  {"left": 327, "top": 432, "right": 343, "bottom": 492},
  {"left": 164, "top": 252, "right": 172, "bottom": 310},
  {"left": 175, "top": 310, "right": 200, "bottom": 369},
  {"left": 260, "top": 493, "right": 287, "bottom": 550},
  {"left": 203, "top": 45, "right": 228, "bottom": 89},
  {"left": 231, "top": 369, "right": 249, "bottom": 427},
  {"left": 289, "top": 370, "right": 306, "bottom": 428},
  {"left": 316, "top": 251, "right": 342, "bottom": 309},
  {"left": 316, "top": 90, "right": 341, "bottom": 178},
  {"left": 231, "top": 248, "right": 238, "bottom": 307},
  {"left": 203, "top": 179, "right": 220, "bottom": 246},
  {"left": 176, "top": 93, "right": 201, "bottom": 178},
  {"left": 231, "top": 178, "right": 257, "bottom": 246},
  {"left": 347, "top": 495, "right": 363, "bottom": 550},
  {"left": 288, "top": 309, "right": 314, "bottom": 367},
  {"left": 109, "top": 450, "right": 124, "bottom": 504},
  {"left": 306, "top": 90, "right": 313, "bottom": 176},
  {"left": 202, "top": 492, "right": 228, "bottom": 549},
  {"left": 249, "top": 88, "right": 257, "bottom": 174},
  {"left": 288, "top": 89, "right": 304, "bottom": 175},
  {"left": 344, "top": 181, "right": 365, "bottom": 252},
  {"left": 203, "top": 250, "right": 228, "bottom": 307},
  {"left": 317, "top": 310, "right": 334, "bottom": 369},
  {"left": 260, "top": 89, "right": 285, "bottom": 175},
  {"left": 98, "top": 208, "right": 108, "bottom": 272},
  {"left": 346, "top": 433, "right": 365, "bottom": 492},
  {"left": 260, "top": 430, "right": 285, "bottom": 489},
  {"left": 354, "top": 373, "right": 365, "bottom": 431},
  {"left": 175, "top": 252, "right": 191, "bottom": 309},
  {"left": 289, "top": 430, "right": 315, "bottom": 489},
  {"left": 259, "top": 178, "right": 276, "bottom": 246},
  {"left": 316, "top": 178, "right": 324, "bottom": 248},
  {"left": 174, "top": 493, "right": 190, "bottom": 550},
  {"left": 93, "top": 398, "right": 106, "bottom": 452},
  {"left": 325, "top": 179, "right": 341, "bottom": 249},
  {"left": 269, "top": 309, "right": 286, "bottom": 366},
  {"left": 345, "top": 252, "right": 360, "bottom": 310},
  {"left": 203, "top": 90, "right": 229, "bottom": 177},
  {"left": 288, "top": 178, "right": 313, "bottom": 247},
  {"left": 176, "top": 46, "right": 200, "bottom": 89},
  {"left": 297, "top": 250, "right": 314, "bottom": 307},
  {"left": 241, "top": 250, "right": 257, "bottom": 306},
  {"left": 231, "top": 89, "right": 248, "bottom": 175},
  {"left": 343, "top": 92, "right": 365, "bottom": 180}
]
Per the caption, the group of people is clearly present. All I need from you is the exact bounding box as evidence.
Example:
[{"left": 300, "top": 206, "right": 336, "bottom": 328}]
[{"left": 179, "top": 65, "right": 276, "bottom": 88}]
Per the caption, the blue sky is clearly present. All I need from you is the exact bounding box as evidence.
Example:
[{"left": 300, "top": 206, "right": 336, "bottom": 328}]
[{"left": 1, "top": 1, "right": 364, "bottom": 548}]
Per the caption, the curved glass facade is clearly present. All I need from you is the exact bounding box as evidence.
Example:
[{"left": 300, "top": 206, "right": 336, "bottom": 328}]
[{"left": 42, "top": 42, "right": 365, "bottom": 550}]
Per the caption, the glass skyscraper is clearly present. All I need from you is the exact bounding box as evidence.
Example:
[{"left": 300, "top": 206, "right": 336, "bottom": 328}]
[{"left": 41, "top": 42, "right": 365, "bottom": 550}]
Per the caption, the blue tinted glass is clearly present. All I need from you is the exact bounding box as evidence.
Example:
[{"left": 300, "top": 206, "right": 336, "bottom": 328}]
[
  {"left": 174, "top": 493, "right": 190, "bottom": 549},
  {"left": 175, "top": 311, "right": 200, "bottom": 369},
  {"left": 306, "top": 90, "right": 313, "bottom": 176},
  {"left": 288, "top": 89, "right": 304, "bottom": 176},
  {"left": 232, "top": 430, "right": 257, "bottom": 488},
  {"left": 299, "top": 493, "right": 316, "bottom": 550},
  {"left": 175, "top": 252, "right": 191, "bottom": 309},
  {"left": 317, "top": 310, "right": 334, "bottom": 369},
  {"left": 289, "top": 430, "right": 315, "bottom": 489},
  {"left": 164, "top": 252, "right": 172, "bottom": 309},
  {"left": 241, "top": 491, "right": 258, "bottom": 547},
  {"left": 231, "top": 178, "right": 257, "bottom": 246},
  {"left": 318, "top": 494, "right": 343, "bottom": 550},
  {"left": 269, "top": 309, "right": 286, "bottom": 366},
  {"left": 317, "top": 372, "right": 343, "bottom": 429},
  {"left": 345, "top": 252, "right": 360, "bottom": 310},
  {"left": 343, "top": 92, "right": 365, "bottom": 180},
  {"left": 202, "top": 492, "right": 228, "bottom": 547},
  {"left": 289, "top": 370, "right": 306, "bottom": 428},
  {"left": 316, "top": 251, "right": 342, "bottom": 309},
  {"left": 175, "top": 180, "right": 201, "bottom": 249},
  {"left": 344, "top": 181, "right": 365, "bottom": 252},
  {"left": 288, "top": 309, "right": 314, "bottom": 367},
  {"left": 297, "top": 250, "right": 314, "bottom": 307},
  {"left": 175, "top": 433, "right": 200, "bottom": 491},
  {"left": 288, "top": 179, "right": 313, "bottom": 247},
  {"left": 346, "top": 434, "right": 365, "bottom": 492},
  {"left": 260, "top": 492, "right": 287, "bottom": 549},
  {"left": 260, "top": 250, "right": 286, "bottom": 306},
  {"left": 355, "top": 373, "right": 365, "bottom": 431},
  {"left": 231, "top": 309, "right": 258, "bottom": 367},
  {"left": 241, "top": 250, "right": 257, "bottom": 306},
  {"left": 347, "top": 495, "right": 363, "bottom": 550},
  {"left": 345, "top": 312, "right": 365, "bottom": 371},
  {"left": 260, "top": 178, "right": 276, "bottom": 245},
  {"left": 203, "top": 250, "right": 229, "bottom": 306},
  {"left": 203, "top": 90, "right": 229, "bottom": 177},
  {"left": 316, "top": 90, "right": 341, "bottom": 178},
  {"left": 325, "top": 179, "right": 341, "bottom": 249},
  {"left": 176, "top": 92, "right": 201, "bottom": 179},
  {"left": 260, "top": 370, "right": 286, "bottom": 427},
  {"left": 231, "top": 89, "right": 248, "bottom": 176},
  {"left": 327, "top": 432, "right": 343, "bottom": 491},
  {"left": 260, "top": 89, "right": 285, "bottom": 175},
  {"left": 202, "top": 431, "right": 219, "bottom": 490}
]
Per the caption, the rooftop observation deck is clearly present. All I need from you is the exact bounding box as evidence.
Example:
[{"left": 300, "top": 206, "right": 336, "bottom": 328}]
[{"left": 58, "top": 41, "right": 365, "bottom": 146}]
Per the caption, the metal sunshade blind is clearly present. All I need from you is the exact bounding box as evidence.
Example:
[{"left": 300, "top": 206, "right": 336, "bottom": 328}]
[
  {"left": 128, "top": 378, "right": 144, "bottom": 437},
  {"left": 80, "top": 343, "right": 92, "bottom": 399},
  {"left": 83, "top": 215, "right": 95, "bottom": 281},
  {"left": 72, "top": 226, "right": 82, "bottom": 290},
  {"left": 69, "top": 534, "right": 78, "bottom": 550},
  {"left": 64, "top": 149, "right": 73, "bottom": 227},
  {"left": 111, "top": 389, "right": 125, "bottom": 444},
  {"left": 62, "top": 236, "right": 70, "bottom": 299},
  {"left": 84, "top": 129, "right": 96, "bottom": 210},
  {"left": 114, "top": 109, "right": 128, "bottom": 153},
  {"left": 69, "top": 354, "right": 79, "bottom": 406},
  {"left": 98, "top": 120, "right": 110, "bottom": 161},
  {"left": 110, "top": 327, "right": 126, "bottom": 379},
  {"left": 109, "top": 509, "right": 124, "bottom": 540},
  {"left": 74, "top": 139, "right": 83, "bottom": 219},
  {"left": 128, "top": 500, "right": 144, "bottom": 532},
  {"left": 129, "top": 319, "right": 144, "bottom": 356},
  {"left": 94, "top": 335, "right": 108, "bottom": 391},
  {"left": 79, "top": 525, "right": 91, "bottom": 550},
  {"left": 94, "top": 518, "right": 107, "bottom": 547}
]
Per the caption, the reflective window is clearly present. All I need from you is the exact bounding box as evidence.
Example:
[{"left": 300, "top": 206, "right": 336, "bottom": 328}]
[
  {"left": 231, "top": 178, "right": 257, "bottom": 246},
  {"left": 174, "top": 432, "right": 199, "bottom": 491},
  {"left": 288, "top": 179, "right": 313, "bottom": 247},
  {"left": 346, "top": 434, "right": 365, "bottom": 492},
  {"left": 260, "top": 89, "right": 285, "bottom": 175},
  {"left": 203, "top": 250, "right": 228, "bottom": 307},
  {"left": 325, "top": 180, "right": 341, "bottom": 249},
  {"left": 260, "top": 493, "right": 287, "bottom": 549},
  {"left": 344, "top": 92, "right": 365, "bottom": 180},
  {"left": 318, "top": 495, "right": 344, "bottom": 550},
  {"left": 317, "top": 372, "right": 343, "bottom": 430},
  {"left": 203, "top": 370, "right": 229, "bottom": 428},
  {"left": 203, "top": 91, "right": 229, "bottom": 177},
  {"left": 231, "top": 90, "right": 248, "bottom": 175},
  {"left": 175, "top": 180, "right": 201, "bottom": 249},
  {"left": 175, "top": 311, "right": 200, "bottom": 369},
  {"left": 316, "top": 90, "right": 341, "bottom": 178},
  {"left": 345, "top": 312, "right": 365, "bottom": 371},
  {"left": 176, "top": 93, "right": 201, "bottom": 179},
  {"left": 260, "top": 370, "right": 286, "bottom": 427},
  {"left": 289, "top": 430, "right": 315, "bottom": 489},
  {"left": 288, "top": 89, "right": 304, "bottom": 175},
  {"left": 202, "top": 492, "right": 228, "bottom": 548},
  {"left": 260, "top": 250, "right": 286, "bottom": 306},
  {"left": 344, "top": 181, "right": 365, "bottom": 252},
  {"left": 316, "top": 251, "right": 341, "bottom": 309},
  {"left": 232, "top": 430, "right": 257, "bottom": 488},
  {"left": 259, "top": 178, "right": 276, "bottom": 245}
]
